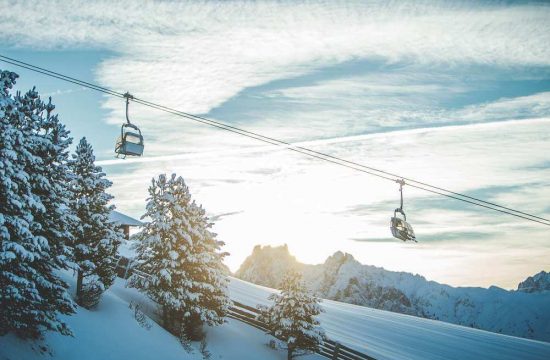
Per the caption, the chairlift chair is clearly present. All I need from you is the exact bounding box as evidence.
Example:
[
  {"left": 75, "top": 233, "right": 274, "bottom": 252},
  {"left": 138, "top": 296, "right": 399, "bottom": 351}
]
[
  {"left": 391, "top": 209, "right": 416, "bottom": 242},
  {"left": 115, "top": 92, "right": 144, "bottom": 158},
  {"left": 115, "top": 123, "right": 144, "bottom": 157},
  {"left": 390, "top": 179, "right": 417, "bottom": 242}
]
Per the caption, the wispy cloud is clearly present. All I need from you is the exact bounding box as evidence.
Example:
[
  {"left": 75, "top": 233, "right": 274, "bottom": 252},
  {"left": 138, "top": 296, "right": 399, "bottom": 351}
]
[
  {"left": 255, "top": 73, "right": 550, "bottom": 137},
  {"left": 2, "top": 0, "right": 550, "bottom": 116},
  {"left": 41, "top": 86, "right": 89, "bottom": 97},
  {"left": 2, "top": 0, "right": 549, "bottom": 288},
  {"left": 98, "top": 117, "right": 550, "bottom": 288}
]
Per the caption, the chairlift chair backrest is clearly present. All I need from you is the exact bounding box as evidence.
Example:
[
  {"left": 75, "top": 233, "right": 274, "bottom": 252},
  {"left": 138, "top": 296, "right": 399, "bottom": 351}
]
[
  {"left": 115, "top": 123, "right": 144, "bottom": 157},
  {"left": 390, "top": 208, "right": 416, "bottom": 242}
]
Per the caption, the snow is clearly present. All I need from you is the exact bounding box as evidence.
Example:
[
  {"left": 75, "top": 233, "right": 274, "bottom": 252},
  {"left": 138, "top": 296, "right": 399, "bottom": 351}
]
[
  {"left": 206, "top": 319, "right": 318, "bottom": 360},
  {"left": 0, "top": 273, "right": 322, "bottom": 360},
  {"left": 237, "top": 247, "right": 550, "bottom": 341},
  {"left": 128, "top": 174, "right": 231, "bottom": 328},
  {"left": 116, "top": 239, "right": 137, "bottom": 258},
  {"left": 1, "top": 274, "right": 548, "bottom": 360},
  {"left": 518, "top": 271, "right": 550, "bottom": 293},
  {"left": 108, "top": 210, "right": 143, "bottom": 227},
  {"left": 258, "top": 271, "right": 325, "bottom": 355},
  {"left": 1, "top": 72, "right": 76, "bottom": 338},
  {"left": 0, "top": 273, "right": 191, "bottom": 360},
  {"left": 2, "top": 245, "right": 548, "bottom": 360},
  {"left": 229, "top": 277, "right": 550, "bottom": 360}
]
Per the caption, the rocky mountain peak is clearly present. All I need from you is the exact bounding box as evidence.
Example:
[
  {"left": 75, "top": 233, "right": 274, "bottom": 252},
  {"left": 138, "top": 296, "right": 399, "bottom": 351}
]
[
  {"left": 517, "top": 271, "right": 550, "bottom": 293},
  {"left": 235, "top": 244, "right": 300, "bottom": 288},
  {"left": 324, "top": 251, "right": 356, "bottom": 267}
]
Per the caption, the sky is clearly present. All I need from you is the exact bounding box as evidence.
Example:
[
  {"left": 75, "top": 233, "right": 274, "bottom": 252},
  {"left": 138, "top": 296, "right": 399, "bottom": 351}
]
[{"left": 1, "top": 0, "right": 549, "bottom": 289}]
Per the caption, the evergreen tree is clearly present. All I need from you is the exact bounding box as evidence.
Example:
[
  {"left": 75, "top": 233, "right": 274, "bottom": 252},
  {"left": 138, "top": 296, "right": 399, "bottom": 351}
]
[
  {"left": 258, "top": 271, "right": 325, "bottom": 360},
  {"left": 69, "top": 137, "right": 122, "bottom": 307},
  {"left": 0, "top": 70, "right": 76, "bottom": 339},
  {"left": 129, "top": 174, "right": 230, "bottom": 340}
]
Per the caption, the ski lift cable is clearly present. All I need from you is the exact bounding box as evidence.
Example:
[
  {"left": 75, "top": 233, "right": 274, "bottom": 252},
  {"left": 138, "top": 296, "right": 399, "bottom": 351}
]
[
  {"left": 0, "top": 56, "right": 123, "bottom": 98},
  {"left": 1, "top": 55, "right": 548, "bottom": 226},
  {"left": 127, "top": 98, "right": 550, "bottom": 225},
  {"left": 1, "top": 54, "right": 549, "bottom": 227},
  {"left": 136, "top": 97, "right": 550, "bottom": 224},
  {"left": 6, "top": 54, "right": 541, "bottom": 224}
]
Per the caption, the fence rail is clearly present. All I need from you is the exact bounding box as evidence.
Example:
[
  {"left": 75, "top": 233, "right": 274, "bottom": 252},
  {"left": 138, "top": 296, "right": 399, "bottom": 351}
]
[
  {"left": 115, "top": 256, "right": 376, "bottom": 360},
  {"left": 229, "top": 300, "right": 376, "bottom": 360}
]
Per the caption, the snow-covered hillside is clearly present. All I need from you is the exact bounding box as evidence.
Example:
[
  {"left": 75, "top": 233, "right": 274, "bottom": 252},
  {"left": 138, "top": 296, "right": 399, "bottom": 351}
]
[
  {"left": 2, "top": 270, "right": 549, "bottom": 360},
  {"left": 229, "top": 277, "right": 550, "bottom": 360},
  {"left": 236, "top": 245, "right": 550, "bottom": 342},
  {"left": 0, "top": 272, "right": 321, "bottom": 360}
]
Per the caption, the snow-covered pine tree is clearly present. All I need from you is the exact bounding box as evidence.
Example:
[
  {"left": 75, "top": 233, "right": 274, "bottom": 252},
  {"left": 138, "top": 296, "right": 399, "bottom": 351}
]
[
  {"left": 258, "top": 270, "right": 325, "bottom": 360},
  {"left": 69, "top": 137, "right": 122, "bottom": 307},
  {"left": 0, "top": 70, "right": 76, "bottom": 339},
  {"left": 26, "top": 92, "right": 75, "bottom": 273},
  {"left": 128, "top": 174, "right": 230, "bottom": 340}
]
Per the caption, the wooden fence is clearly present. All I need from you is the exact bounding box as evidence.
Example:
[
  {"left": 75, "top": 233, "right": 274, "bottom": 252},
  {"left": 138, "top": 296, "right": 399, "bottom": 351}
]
[
  {"left": 115, "top": 256, "right": 376, "bottom": 360},
  {"left": 228, "top": 300, "right": 376, "bottom": 360}
]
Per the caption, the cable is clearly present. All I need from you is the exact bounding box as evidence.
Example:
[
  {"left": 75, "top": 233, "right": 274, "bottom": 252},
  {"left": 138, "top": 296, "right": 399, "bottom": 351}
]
[
  {"left": 162, "top": 105, "right": 550, "bottom": 223},
  {"left": 0, "top": 56, "right": 122, "bottom": 98},
  {"left": 1, "top": 54, "right": 549, "bottom": 227}
]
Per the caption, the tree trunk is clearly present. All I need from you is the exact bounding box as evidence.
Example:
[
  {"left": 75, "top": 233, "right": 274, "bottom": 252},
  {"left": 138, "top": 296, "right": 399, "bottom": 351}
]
[
  {"left": 162, "top": 306, "right": 170, "bottom": 329},
  {"left": 163, "top": 307, "right": 179, "bottom": 336},
  {"left": 76, "top": 270, "right": 83, "bottom": 302},
  {"left": 185, "top": 312, "right": 204, "bottom": 341},
  {"left": 287, "top": 346, "right": 293, "bottom": 360}
]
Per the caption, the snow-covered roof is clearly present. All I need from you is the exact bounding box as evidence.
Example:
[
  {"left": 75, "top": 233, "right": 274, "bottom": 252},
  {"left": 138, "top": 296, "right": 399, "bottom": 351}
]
[{"left": 109, "top": 210, "right": 143, "bottom": 227}]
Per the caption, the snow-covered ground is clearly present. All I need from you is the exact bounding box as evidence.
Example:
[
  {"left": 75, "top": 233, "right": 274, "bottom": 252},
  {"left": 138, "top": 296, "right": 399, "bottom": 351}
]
[
  {"left": 0, "top": 273, "right": 321, "bottom": 360},
  {"left": 229, "top": 277, "right": 550, "bottom": 360},
  {"left": 2, "top": 272, "right": 549, "bottom": 360},
  {"left": 237, "top": 247, "right": 550, "bottom": 342}
]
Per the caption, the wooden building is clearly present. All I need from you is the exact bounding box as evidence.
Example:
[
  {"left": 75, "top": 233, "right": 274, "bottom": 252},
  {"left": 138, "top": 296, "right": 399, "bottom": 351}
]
[{"left": 109, "top": 210, "right": 143, "bottom": 240}]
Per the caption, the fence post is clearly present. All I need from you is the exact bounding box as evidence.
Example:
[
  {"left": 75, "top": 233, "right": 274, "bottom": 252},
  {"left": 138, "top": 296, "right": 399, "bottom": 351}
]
[{"left": 333, "top": 342, "right": 340, "bottom": 360}]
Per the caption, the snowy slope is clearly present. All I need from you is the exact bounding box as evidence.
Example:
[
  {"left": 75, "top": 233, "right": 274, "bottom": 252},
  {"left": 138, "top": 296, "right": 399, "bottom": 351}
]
[
  {"left": 229, "top": 277, "right": 550, "bottom": 360},
  {"left": 0, "top": 282, "right": 192, "bottom": 360},
  {"left": 236, "top": 246, "right": 550, "bottom": 341},
  {"left": 3, "top": 271, "right": 548, "bottom": 360},
  {"left": 0, "top": 273, "right": 321, "bottom": 360}
]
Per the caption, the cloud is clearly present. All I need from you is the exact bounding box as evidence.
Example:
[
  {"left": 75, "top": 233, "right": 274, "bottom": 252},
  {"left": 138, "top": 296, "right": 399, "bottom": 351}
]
[
  {"left": 351, "top": 231, "right": 492, "bottom": 243},
  {"left": 350, "top": 237, "right": 396, "bottom": 243},
  {"left": 41, "top": 86, "right": 89, "bottom": 97},
  {"left": 458, "top": 92, "right": 550, "bottom": 122},
  {"left": 2, "top": 0, "right": 549, "bottom": 287},
  {"left": 98, "top": 116, "right": 550, "bottom": 282},
  {"left": 253, "top": 71, "right": 550, "bottom": 138},
  {"left": 209, "top": 211, "right": 244, "bottom": 222},
  {"left": 2, "top": 0, "right": 550, "bottom": 117}
]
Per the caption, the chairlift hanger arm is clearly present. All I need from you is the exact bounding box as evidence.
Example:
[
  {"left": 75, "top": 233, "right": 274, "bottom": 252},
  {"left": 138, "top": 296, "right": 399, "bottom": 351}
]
[
  {"left": 124, "top": 92, "right": 134, "bottom": 125},
  {"left": 396, "top": 179, "right": 406, "bottom": 211}
]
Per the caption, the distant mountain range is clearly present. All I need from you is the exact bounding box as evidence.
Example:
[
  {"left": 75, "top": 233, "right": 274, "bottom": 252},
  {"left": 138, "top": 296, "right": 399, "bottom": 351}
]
[{"left": 235, "top": 245, "right": 550, "bottom": 342}]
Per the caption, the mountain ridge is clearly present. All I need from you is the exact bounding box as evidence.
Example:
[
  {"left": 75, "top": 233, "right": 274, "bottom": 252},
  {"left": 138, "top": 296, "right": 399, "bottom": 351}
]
[
  {"left": 235, "top": 245, "right": 550, "bottom": 342},
  {"left": 518, "top": 271, "right": 550, "bottom": 293}
]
